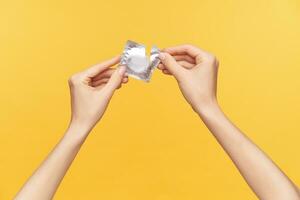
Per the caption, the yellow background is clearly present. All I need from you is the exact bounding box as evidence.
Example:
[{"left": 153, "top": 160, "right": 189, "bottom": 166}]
[{"left": 1, "top": 0, "right": 300, "bottom": 199}]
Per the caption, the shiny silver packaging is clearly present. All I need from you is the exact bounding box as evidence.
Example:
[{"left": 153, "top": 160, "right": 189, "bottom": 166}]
[{"left": 120, "top": 40, "right": 160, "bottom": 82}]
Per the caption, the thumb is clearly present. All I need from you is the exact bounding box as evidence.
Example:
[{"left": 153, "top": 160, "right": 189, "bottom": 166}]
[
  {"left": 159, "top": 52, "right": 184, "bottom": 79},
  {"left": 104, "top": 66, "right": 126, "bottom": 95}
]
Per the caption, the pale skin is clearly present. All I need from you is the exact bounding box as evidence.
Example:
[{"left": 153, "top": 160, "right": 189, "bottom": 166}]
[
  {"left": 15, "top": 45, "right": 299, "bottom": 200},
  {"left": 14, "top": 56, "right": 128, "bottom": 200},
  {"left": 158, "top": 44, "right": 300, "bottom": 200}
]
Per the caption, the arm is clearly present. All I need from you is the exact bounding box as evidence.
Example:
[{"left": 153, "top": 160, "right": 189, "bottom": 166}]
[
  {"left": 158, "top": 45, "right": 300, "bottom": 200},
  {"left": 14, "top": 56, "right": 128, "bottom": 200}
]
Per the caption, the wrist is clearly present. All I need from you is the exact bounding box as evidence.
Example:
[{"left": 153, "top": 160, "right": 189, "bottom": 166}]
[
  {"left": 64, "top": 121, "right": 92, "bottom": 143},
  {"left": 69, "top": 117, "right": 95, "bottom": 133},
  {"left": 194, "top": 98, "right": 221, "bottom": 117},
  {"left": 53, "top": 122, "right": 91, "bottom": 152}
]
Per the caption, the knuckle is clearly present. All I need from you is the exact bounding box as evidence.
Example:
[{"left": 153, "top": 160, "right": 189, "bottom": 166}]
[
  {"left": 207, "top": 53, "right": 218, "bottom": 64},
  {"left": 164, "top": 53, "right": 172, "bottom": 61},
  {"left": 204, "top": 53, "right": 219, "bottom": 69},
  {"left": 184, "top": 43, "right": 201, "bottom": 50},
  {"left": 68, "top": 74, "right": 80, "bottom": 86},
  {"left": 183, "top": 44, "right": 194, "bottom": 49}
]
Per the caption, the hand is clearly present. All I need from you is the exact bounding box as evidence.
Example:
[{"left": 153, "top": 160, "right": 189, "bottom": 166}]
[
  {"left": 158, "top": 45, "right": 219, "bottom": 114},
  {"left": 68, "top": 56, "right": 128, "bottom": 132}
]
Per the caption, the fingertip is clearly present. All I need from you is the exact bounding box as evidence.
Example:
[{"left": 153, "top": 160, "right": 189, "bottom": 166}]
[
  {"left": 157, "top": 64, "right": 165, "bottom": 70},
  {"left": 159, "top": 52, "right": 174, "bottom": 63},
  {"left": 122, "top": 77, "right": 129, "bottom": 83},
  {"left": 162, "top": 69, "right": 171, "bottom": 75},
  {"left": 158, "top": 53, "right": 166, "bottom": 60}
]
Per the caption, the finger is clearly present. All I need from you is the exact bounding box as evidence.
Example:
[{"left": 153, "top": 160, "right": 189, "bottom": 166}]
[
  {"left": 173, "top": 55, "right": 195, "bottom": 64},
  {"left": 159, "top": 61, "right": 194, "bottom": 72},
  {"left": 116, "top": 84, "right": 122, "bottom": 89},
  {"left": 157, "top": 63, "right": 166, "bottom": 70},
  {"left": 163, "top": 44, "right": 207, "bottom": 58},
  {"left": 177, "top": 60, "right": 195, "bottom": 69},
  {"left": 91, "top": 78, "right": 109, "bottom": 87},
  {"left": 158, "top": 53, "right": 185, "bottom": 79},
  {"left": 116, "top": 77, "right": 129, "bottom": 89},
  {"left": 92, "top": 68, "right": 115, "bottom": 82},
  {"left": 103, "top": 66, "right": 126, "bottom": 96},
  {"left": 92, "top": 77, "right": 128, "bottom": 87},
  {"left": 122, "top": 77, "right": 129, "bottom": 83},
  {"left": 85, "top": 55, "right": 121, "bottom": 77},
  {"left": 162, "top": 69, "right": 171, "bottom": 75}
]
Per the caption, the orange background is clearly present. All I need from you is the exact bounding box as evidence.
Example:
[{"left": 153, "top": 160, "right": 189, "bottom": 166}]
[{"left": 1, "top": 0, "right": 300, "bottom": 199}]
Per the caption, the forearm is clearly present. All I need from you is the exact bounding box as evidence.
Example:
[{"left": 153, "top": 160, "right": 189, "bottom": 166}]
[
  {"left": 197, "top": 103, "right": 300, "bottom": 200},
  {"left": 15, "top": 123, "right": 90, "bottom": 200}
]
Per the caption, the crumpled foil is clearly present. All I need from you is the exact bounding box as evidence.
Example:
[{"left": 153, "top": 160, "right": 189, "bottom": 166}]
[{"left": 120, "top": 40, "right": 160, "bottom": 82}]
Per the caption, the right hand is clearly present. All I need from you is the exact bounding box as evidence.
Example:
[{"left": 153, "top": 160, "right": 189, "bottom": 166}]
[
  {"left": 158, "top": 45, "right": 219, "bottom": 114},
  {"left": 68, "top": 56, "right": 128, "bottom": 133}
]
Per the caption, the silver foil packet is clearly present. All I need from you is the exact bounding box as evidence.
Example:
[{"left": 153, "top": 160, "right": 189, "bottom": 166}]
[{"left": 120, "top": 40, "right": 160, "bottom": 82}]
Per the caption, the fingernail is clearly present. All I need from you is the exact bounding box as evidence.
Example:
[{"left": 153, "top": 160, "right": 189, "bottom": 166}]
[
  {"left": 159, "top": 53, "right": 165, "bottom": 60},
  {"left": 118, "top": 66, "right": 126, "bottom": 75}
]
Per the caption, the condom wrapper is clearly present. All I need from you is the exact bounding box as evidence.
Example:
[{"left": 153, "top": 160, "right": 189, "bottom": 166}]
[{"left": 120, "top": 40, "right": 160, "bottom": 82}]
